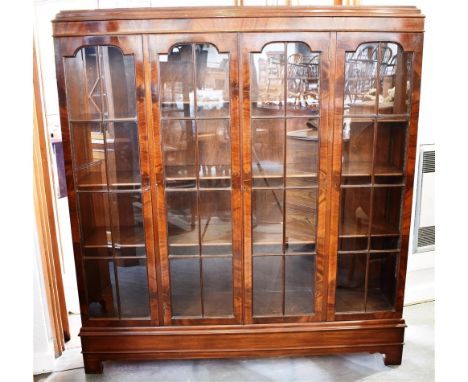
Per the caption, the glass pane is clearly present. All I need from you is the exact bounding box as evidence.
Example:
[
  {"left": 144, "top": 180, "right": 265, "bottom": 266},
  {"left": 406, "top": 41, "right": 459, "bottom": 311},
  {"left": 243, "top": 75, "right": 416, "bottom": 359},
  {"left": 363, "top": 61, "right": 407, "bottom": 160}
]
[
  {"left": 286, "top": 43, "right": 320, "bottom": 116},
  {"left": 114, "top": 247, "right": 146, "bottom": 257},
  {"left": 375, "top": 121, "right": 407, "bottom": 183},
  {"left": 166, "top": 191, "right": 199, "bottom": 250},
  {"left": 170, "top": 258, "right": 202, "bottom": 317},
  {"left": 78, "top": 192, "right": 112, "bottom": 247},
  {"left": 116, "top": 258, "right": 150, "bottom": 318},
  {"left": 285, "top": 189, "right": 317, "bottom": 245},
  {"left": 71, "top": 123, "right": 107, "bottom": 189},
  {"left": 252, "top": 119, "right": 284, "bottom": 187},
  {"left": 162, "top": 120, "right": 196, "bottom": 184},
  {"left": 341, "top": 118, "right": 373, "bottom": 184},
  {"left": 285, "top": 255, "right": 315, "bottom": 315},
  {"left": 286, "top": 118, "right": 319, "bottom": 186},
  {"left": 84, "top": 259, "right": 118, "bottom": 318},
  {"left": 339, "top": 187, "right": 371, "bottom": 237},
  {"left": 199, "top": 190, "right": 232, "bottom": 248},
  {"left": 105, "top": 122, "right": 141, "bottom": 188},
  {"left": 335, "top": 253, "right": 366, "bottom": 312},
  {"left": 160, "top": 44, "right": 194, "bottom": 118},
  {"left": 83, "top": 247, "right": 113, "bottom": 258},
  {"left": 251, "top": 43, "right": 285, "bottom": 117},
  {"left": 64, "top": 47, "right": 101, "bottom": 120},
  {"left": 202, "top": 257, "right": 233, "bottom": 316},
  {"left": 366, "top": 253, "right": 397, "bottom": 311},
  {"left": 110, "top": 193, "right": 145, "bottom": 247},
  {"left": 339, "top": 237, "right": 368, "bottom": 252},
  {"left": 371, "top": 187, "right": 403, "bottom": 235},
  {"left": 100, "top": 46, "right": 137, "bottom": 120},
  {"left": 64, "top": 46, "right": 137, "bottom": 120},
  {"left": 252, "top": 189, "right": 284, "bottom": 244},
  {"left": 196, "top": 44, "right": 229, "bottom": 117},
  {"left": 344, "top": 43, "right": 378, "bottom": 116},
  {"left": 253, "top": 256, "right": 283, "bottom": 316},
  {"left": 198, "top": 119, "right": 231, "bottom": 186},
  {"left": 378, "top": 43, "right": 412, "bottom": 115},
  {"left": 371, "top": 236, "right": 400, "bottom": 250}
]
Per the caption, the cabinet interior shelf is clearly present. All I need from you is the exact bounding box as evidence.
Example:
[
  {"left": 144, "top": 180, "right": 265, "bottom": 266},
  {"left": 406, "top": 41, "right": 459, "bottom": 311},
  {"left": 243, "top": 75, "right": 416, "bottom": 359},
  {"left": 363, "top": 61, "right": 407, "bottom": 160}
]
[
  {"left": 83, "top": 227, "right": 145, "bottom": 248},
  {"left": 77, "top": 171, "right": 141, "bottom": 189},
  {"left": 342, "top": 162, "right": 403, "bottom": 177}
]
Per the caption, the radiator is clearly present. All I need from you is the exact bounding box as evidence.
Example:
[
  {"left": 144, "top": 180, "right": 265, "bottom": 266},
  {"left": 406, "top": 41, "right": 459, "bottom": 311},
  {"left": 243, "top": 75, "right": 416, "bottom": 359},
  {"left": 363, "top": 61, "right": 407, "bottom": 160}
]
[{"left": 412, "top": 144, "right": 435, "bottom": 253}]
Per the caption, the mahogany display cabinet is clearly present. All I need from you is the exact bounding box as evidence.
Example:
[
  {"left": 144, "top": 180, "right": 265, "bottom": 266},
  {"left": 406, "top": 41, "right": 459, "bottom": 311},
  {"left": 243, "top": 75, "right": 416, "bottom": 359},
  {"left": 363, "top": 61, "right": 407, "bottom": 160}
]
[{"left": 53, "top": 6, "right": 424, "bottom": 373}]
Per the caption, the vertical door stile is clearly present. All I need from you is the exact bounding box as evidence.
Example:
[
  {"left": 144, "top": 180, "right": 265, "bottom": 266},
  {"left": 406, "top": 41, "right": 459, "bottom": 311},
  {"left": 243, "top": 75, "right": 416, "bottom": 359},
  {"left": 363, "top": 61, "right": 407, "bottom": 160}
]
[{"left": 142, "top": 34, "right": 162, "bottom": 326}]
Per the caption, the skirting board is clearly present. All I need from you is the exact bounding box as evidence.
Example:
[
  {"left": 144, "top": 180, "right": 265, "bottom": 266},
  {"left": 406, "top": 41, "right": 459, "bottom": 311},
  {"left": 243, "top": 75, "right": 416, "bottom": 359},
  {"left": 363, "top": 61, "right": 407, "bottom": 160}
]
[{"left": 80, "top": 319, "right": 406, "bottom": 374}]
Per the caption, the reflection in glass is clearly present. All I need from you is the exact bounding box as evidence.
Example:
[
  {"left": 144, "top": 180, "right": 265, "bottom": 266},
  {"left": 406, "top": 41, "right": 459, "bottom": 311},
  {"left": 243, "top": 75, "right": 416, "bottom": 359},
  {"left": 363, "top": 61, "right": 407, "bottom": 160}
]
[
  {"left": 335, "top": 253, "right": 366, "bottom": 312},
  {"left": 166, "top": 191, "right": 198, "bottom": 248},
  {"left": 341, "top": 118, "right": 373, "bottom": 183},
  {"left": 162, "top": 120, "right": 196, "bottom": 182},
  {"left": 159, "top": 44, "right": 194, "bottom": 118},
  {"left": 286, "top": 189, "right": 317, "bottom": 244},
  {"left": 251, "top": 43, "right": 285, "bottom": 116},
  {"left": 251, "top": 42, "right": 320, "bottom": 117},
  {"left": 252, "top": 189, "right": 284, "bottom": 244},
  {"left": 196, "top": 44, "right": 229, "bottom": 117},
  {"left": 344, "top": 43, "right": 378, "bottom": 116},
  {"left": 170, "top": 258, "right": 202, "bottom": 317},
  {"left": 198, "top": 119, "right": 231, "bottom": 184},
  {"left": 375, "top": 121, "right": 407, "bottom": 180},
  {"left": 253, "top": 256, "right": 283, "bottom": 316},
  {"left": 286, "top": 43, "right": 320, "bottom": 115},
  {"left": 286, "top": 118, "right": 319, "bottom": 186},
  {"left": 378, "top": 43, "right": 412, "bottom": 115},
  {"left": 116, "top": 259, "right": 150, "bottom": 318},
  {"left": 78, "top": 192, "right": 112, "bottom": 247},
  {"left": 106, "top": 122, "right": 141, "bottom": 188},
  {"left": 202, "top": 257, "right": 233, "bottom": 316},
  {"left": 64, "top": 46, "right": 136, "bottom": 120},
  {"left": 252, "top": 119, "right": 284, "bottom": 187},
  {"left": 110, "top": 193, "right": 145, "bottom": 247},
  {"left": 84, "top": 259, "right": 118, "bottom": 318},
  {"left": 199, "top": 190, "right": 232, "bottom": 245},
  {"left": 285, "top": 255, "right": 315, "bottom": 315},
  {"left": 366, "top": 253, "right": 397, "bottom": 311},
  {"left": 71, "top": 122, "right": 107, "bottom": 189},
  {"left": 340, "top": 187, "right": 371, "bottom": 237},
  {"left": 371, "top": 187, "right": 403, "bottom": 235}
]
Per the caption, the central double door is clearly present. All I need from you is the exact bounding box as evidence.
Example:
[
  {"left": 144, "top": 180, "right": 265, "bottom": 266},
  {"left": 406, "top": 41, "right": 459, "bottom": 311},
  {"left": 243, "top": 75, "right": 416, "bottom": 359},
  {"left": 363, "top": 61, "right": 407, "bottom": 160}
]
[{"left": 150, "top": 33, "right": 331, "bottom": 325}]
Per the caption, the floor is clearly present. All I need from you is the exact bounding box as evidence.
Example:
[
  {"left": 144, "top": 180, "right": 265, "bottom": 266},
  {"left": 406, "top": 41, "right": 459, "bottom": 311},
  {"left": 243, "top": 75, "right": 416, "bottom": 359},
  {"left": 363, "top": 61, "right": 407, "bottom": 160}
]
[{"left": 34, "top": 301, "right": 434, "bottom": 382}]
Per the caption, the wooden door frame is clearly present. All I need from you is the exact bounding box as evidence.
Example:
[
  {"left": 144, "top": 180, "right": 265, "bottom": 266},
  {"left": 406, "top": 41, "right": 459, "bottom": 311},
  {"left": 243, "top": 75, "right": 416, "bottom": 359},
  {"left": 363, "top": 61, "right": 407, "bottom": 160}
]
[
  {"left": 54, "top": 35, "right": 160, "bottom": 327},
  {"left": 148, "top": 33, "right": 242, "bottom": 326},
  {"left": 33, "top": 37, "right": 70, "bottom": 356},
  {"left": 239, "top": 32, "right": 333, "bottom": 324},
  {"left": 327, "top": 32, "right": 424, "bottom": 321}
]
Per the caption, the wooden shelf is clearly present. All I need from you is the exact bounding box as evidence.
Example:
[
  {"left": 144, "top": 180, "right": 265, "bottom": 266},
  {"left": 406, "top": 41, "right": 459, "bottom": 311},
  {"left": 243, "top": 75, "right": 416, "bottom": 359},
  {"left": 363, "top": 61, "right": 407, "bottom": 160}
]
[
  {"left": 340, "top": 217, "right": 399, "bottom": 237},
  {"left": 77, "top": 170, "right": 141, "bottom": 189},
  {"left": 168, "top": 220, "right": 232, "bottom": 245},
  {"left": 83, "top": 227, "right": 145, "bottom": 248},
  {"left": 342, "top": 162, "right": 403, "bottom": 177},
  {"left": 336, "top": 288, "right": 394, "bottom": 313}
]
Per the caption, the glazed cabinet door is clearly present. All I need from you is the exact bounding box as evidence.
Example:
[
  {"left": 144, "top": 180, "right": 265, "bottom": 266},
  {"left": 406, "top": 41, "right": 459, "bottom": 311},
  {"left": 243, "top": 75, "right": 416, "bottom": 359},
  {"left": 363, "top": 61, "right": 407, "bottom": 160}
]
[
  {"left": 149, "top": 34, "right": 242, "bottom": 325},
  {"left": 55, "top": 36, "right": 159, "bottom": 326},
  {"left": 240, "top": 33, "right": 332, "bottom": 323},
  {"left": 328, "top": 33, "right": 423, "bottom": 320}
]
